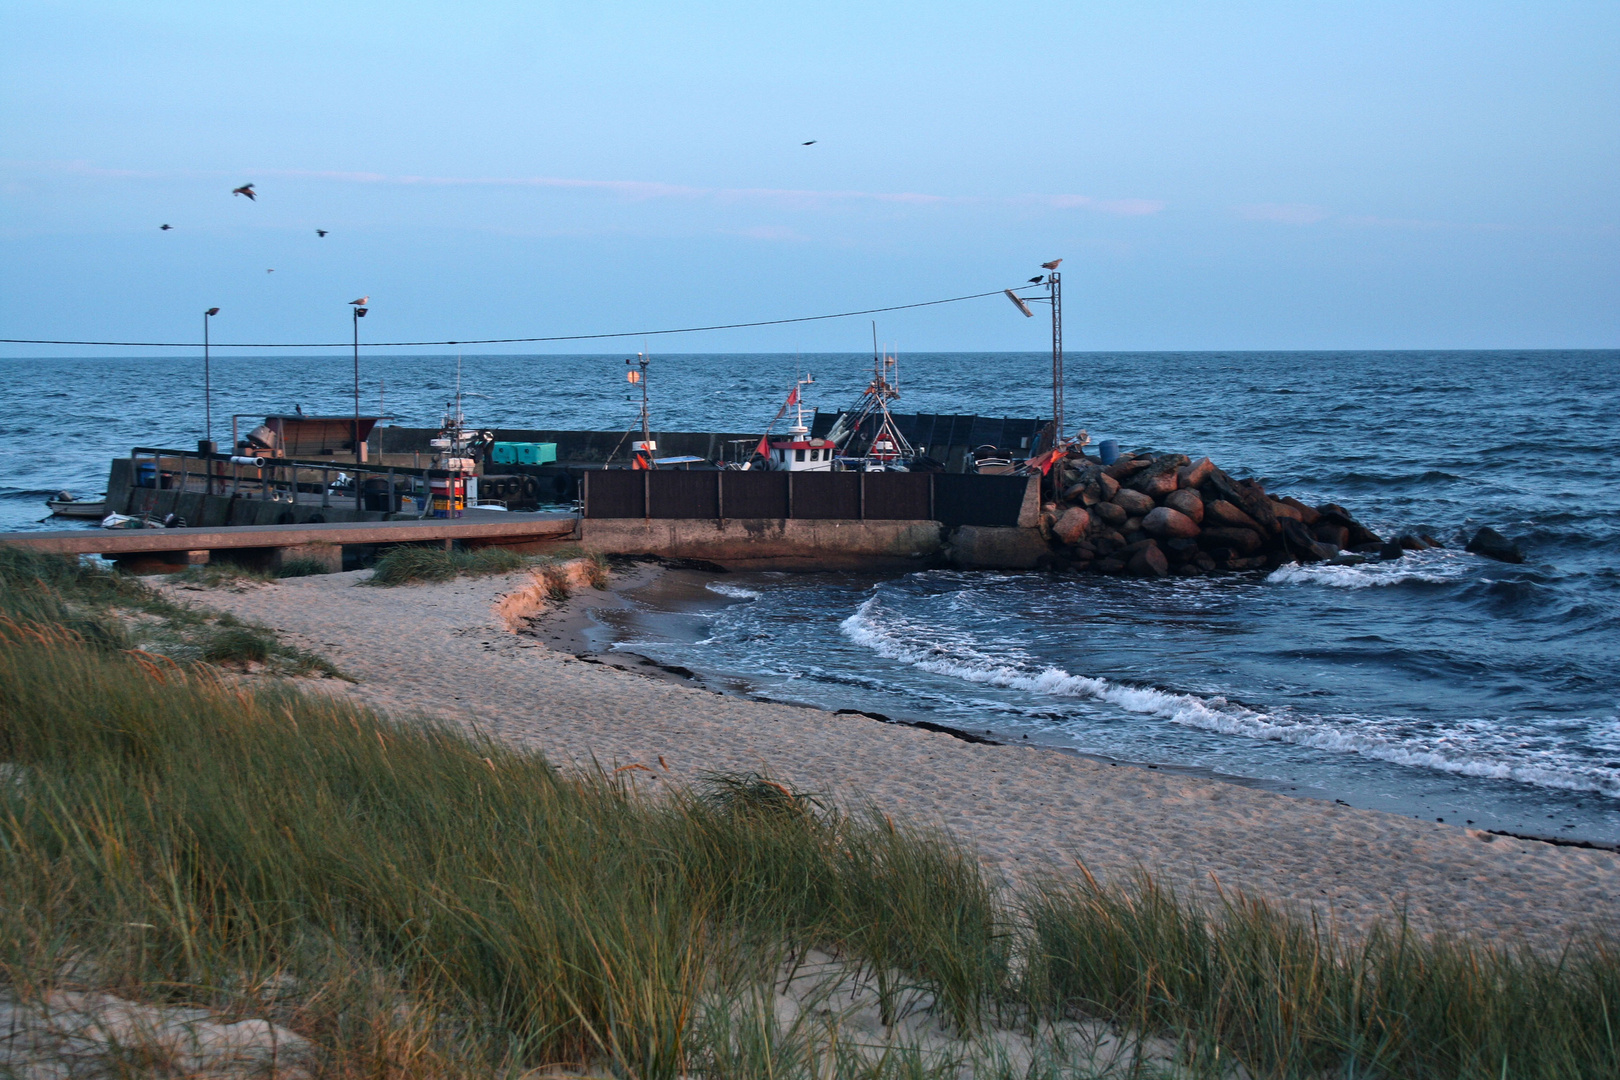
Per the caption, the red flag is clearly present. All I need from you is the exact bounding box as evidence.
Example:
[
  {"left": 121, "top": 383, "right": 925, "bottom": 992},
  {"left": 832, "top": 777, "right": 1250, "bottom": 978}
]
[
  {"left": 786, "top": 387, "right": 799, "bottom": 406},
  {"left": 754, "top": 433, "right": 770, "bottom": 460}
]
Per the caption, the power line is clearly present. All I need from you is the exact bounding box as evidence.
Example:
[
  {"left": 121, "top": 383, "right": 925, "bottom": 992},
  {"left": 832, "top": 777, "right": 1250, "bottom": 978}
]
[{"left": 0, "top": 287, "right": 1027, "bottom": 349}]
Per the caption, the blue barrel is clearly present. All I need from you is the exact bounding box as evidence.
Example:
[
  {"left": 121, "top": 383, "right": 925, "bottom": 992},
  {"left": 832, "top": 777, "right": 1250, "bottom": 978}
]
[
  {"left": 1098, "top": 440, "right": 1121, "bottom": 465},
  {"left": 136, "top": 462, "right": 158, "bottom": 488}
]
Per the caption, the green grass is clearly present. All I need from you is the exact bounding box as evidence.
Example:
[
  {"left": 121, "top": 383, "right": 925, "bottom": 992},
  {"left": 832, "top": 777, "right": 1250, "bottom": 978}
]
[
  {"left": 365, "top": 544, "right": 535, "bottom": 586},
  {"left": 0, "top": 546, "right": 343, "bottom": 678},
  {"left": 0, "top": 548, "right": 1616, "bottom": 1078}
]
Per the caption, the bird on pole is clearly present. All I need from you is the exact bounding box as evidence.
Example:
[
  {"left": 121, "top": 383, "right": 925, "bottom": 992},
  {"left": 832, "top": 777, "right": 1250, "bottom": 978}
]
[
  {"left": 1028, "top": 275, "right": 1043, "bottom": 284},
  {"left": 232, "top": 183, "right": 256, "bottom": 200},
  {"left": 349, "top": 296, "right": 369, "bottom": 306},
  {"left": 1041, "top": 258, "right": 1062, "bottom": 270}
]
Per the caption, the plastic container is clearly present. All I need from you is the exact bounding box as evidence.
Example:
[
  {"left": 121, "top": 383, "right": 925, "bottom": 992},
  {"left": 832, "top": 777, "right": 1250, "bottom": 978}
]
[
  {"left": 136, "top": 462, "right": 158, "bottom": 488},
  {"left": 1098, "top": 439, "right": 1121, "bottom": 466},
  {"left": 428, "top": 477, "right": 465, "bottom": 518},
  {"left": 490, "top": 442, "right": 517, "bottom": 465}
]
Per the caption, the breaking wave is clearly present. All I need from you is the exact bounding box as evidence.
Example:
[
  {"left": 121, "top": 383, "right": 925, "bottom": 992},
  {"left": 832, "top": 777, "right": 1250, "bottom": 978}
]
[
  {"left": 706, "top": 582, "right": 762, "bottom": 600},
  {"left": 839, "top": 596, "right": 1620, "bottom": 799}
]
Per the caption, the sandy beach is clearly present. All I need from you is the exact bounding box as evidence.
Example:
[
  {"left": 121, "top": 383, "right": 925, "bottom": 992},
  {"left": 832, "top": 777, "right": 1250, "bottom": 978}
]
[{"left": 169, "top": 563, "right": 1620, "bottom": 949}]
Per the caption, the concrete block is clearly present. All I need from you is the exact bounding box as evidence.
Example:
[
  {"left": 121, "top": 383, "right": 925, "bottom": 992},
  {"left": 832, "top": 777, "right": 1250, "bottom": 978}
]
[{"left": 945, "top": 525, "right": 1051, "bottom": 569}]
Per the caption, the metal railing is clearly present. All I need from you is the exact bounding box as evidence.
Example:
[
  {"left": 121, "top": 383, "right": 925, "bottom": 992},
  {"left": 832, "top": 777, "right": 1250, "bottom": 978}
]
[{"left": 129, "top": 448, "right": 441, "bottom": 517}]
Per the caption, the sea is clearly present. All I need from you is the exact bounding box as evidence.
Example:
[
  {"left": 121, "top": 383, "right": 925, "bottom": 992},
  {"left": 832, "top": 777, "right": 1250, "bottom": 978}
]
[{"left": 2, "top": 349, "right": 1617, "bottom": 845}]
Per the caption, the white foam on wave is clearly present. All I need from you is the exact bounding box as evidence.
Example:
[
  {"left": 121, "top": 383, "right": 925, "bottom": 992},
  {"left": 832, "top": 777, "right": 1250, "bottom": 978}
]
[
  {"left": 839, "top": 596, "right": 1620, "bottom": 798},
  {"left": 1266, "top": 548, "right": 1469, "bottom": 590},
  {"left": 706, "top": 582, "right": 762, "bottom": 600}
]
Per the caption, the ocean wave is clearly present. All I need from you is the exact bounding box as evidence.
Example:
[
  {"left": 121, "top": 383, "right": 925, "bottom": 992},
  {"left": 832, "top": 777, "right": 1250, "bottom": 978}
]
[
  {"left": 706, "top": 582, "right": 762, "bottom": 600},
  {"left": 839, "top": 597, "right": 1620, "bottom": 798},
  {"left": 1265, "top": 550, "right": 1470, "bottom": 590}
]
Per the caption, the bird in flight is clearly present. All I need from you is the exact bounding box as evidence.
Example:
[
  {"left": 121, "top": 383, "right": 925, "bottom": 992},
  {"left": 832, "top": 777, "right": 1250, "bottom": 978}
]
[
  {"left": 349, "top": 296, "right": 369, "bottom": 306},
  {"left": 1027, "top": 275, "right": 1043, "bottom": 284},
  {"left": 802, "top": 140, "right": 816, "bottom": 145},
  {"left": 1041, "top": 258, "right": 1062, "bottom": 270},
  {"left": 160, "top": 224, "right": 172, "bottom": 231},
  {"left": 316, "top": 229, "right": 328, "bottom": 237},
  {"left": 232, "top": 183, "right": 256, "bottom": 200},
  {"left": 266, "top": 268, "right": 275, "bottom": 273}
]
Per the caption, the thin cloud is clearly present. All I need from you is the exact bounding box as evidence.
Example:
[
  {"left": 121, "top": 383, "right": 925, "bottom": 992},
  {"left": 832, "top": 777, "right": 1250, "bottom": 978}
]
[{"left": 7, "top": 158, "right": 1163, "bottom": 217}]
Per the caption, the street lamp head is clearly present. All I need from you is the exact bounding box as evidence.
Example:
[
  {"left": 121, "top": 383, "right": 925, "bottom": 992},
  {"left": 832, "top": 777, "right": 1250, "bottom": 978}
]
[
  {"left": 205, "top": 307, "right": 220, "bottom": 317},
  {"left": 355, "top": 307, "right": 368, "bottom": 317},
  {"left": 1004, "top": 289, "right": 1035, "bottom": 318}
]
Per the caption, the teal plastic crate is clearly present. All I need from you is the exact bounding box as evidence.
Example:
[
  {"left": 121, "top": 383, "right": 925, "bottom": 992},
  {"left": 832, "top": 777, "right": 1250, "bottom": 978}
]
[
  {"left": 517, "top": 442, "right": 557, "bottom": 465},
  {"left": 490, "top": 442, "right": 518, "bottom": 465}
]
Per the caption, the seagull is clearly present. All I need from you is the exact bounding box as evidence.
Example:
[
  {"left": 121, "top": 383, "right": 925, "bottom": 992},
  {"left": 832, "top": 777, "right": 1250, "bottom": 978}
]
[
  {"left": 349, "top": 296, "right": 368, "bottom": 306},
  {"left": 266, "top": 268, "right": 275, "bottom": 273},
  {"left": 316, "top": 229, "right": 328, "bottom": 237},
  {"left": 160, "top": 223, "right": 172, "bottom": 231},
  {"left": 1028, "top": 275, "right": 1043, "bottom": 284},
  {"left": 802, "top": 140, "right": 816, "bottom": 145},
  {"left": 232, "top": 183, "right": 256, "bottom": 200},
  {"left": 1041, "top": 258, "right": 1062, "bottom": 270}
]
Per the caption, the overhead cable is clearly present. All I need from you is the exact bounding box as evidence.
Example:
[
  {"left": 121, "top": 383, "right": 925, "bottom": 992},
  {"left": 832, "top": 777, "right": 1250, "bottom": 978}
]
[{"left": 0, "top": 287, "right": 1029, "bottom": 349}]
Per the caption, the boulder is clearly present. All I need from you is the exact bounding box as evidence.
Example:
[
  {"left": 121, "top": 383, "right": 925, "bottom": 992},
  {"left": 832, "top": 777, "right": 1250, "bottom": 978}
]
[
  {"left": 1127, "top": 455, "right": 1190, "bottom": 499},
  {"left": 1378, "top": 541, "right": 1406, "bottom": 561},
  {"left": 1204, "top": 499, "right": 1262, "bottom": 532},
  {"left": 1191, "top": 551, "right": 1218, "bottom": 572},
  {"left": 1164, "top": 488, "right": 1204, "bottom": 522},
  {"left": 1270, "top": 499, "right": 1304, "bottom": 522},
  {"left": 1164, "top": 537, "right": 1199, "bottom": 561},
  {"left": 1127, "top": 542, "right": 1170, "bottom": 578},
  {"left": 1397, "top": 534, "right": 1429, "bottom": 551},
  {"left": 1313, "top": 522, "right": 1350, "bottom": 548},
  {"left": 1207, "top": 470, "right": 1279, "bottom": 534},
  {"left": 1121, "top": 516, "right": 1144, "bottom": 537},
  {"left": 1278, "top": 517, "right": 1327, "bottom": 561},
  {"left": 1280, "top": 496, "right": 1321, "bottom": 525},
  {"left": 1096, "top": 557, "right": 1127, "bottom": 575},
  {"left": 1177, "top": 456, "right": 1215, "bottom": 489},
  {"left": 1070, "top": 540, "right": 1098, "bottom": 561},
  {"left": 1094, "top": 531, "right": 1125, "bottom": 554},
  {"left": 1093, "top": 501, "right": 1128, "bottom": 527},
  {"left": 1098, "top": 473, "right": 1120, "bottom": 500},
  {"left": 1103, "top": 456, "right": 1150, "bottom": 481},
  {"left": 1110, "top": 489, "right": 1155, "bottom": 516},
  {"left": 1143, "top": 505, "right": 1201, "bottom": 540},
  {"left": 1225, "top": 555, "right": 1269, "bottom": 571},
  {"left": 1465, "top": 526, "right": 1525, "bottom": 564},
  {"left": 1052, "top": 506, "right": 1091, "bottom": 545},
  {"left": 1317, "top": 509, "right": 1381, "bottom": 548},
  {"left": 1199, "top": 527, "right": 1265, "bottom": 555}
]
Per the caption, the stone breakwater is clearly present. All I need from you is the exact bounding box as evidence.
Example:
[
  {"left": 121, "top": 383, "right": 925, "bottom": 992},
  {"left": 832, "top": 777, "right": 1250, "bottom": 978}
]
[{"left": 1038, "top": 450, "right": 1449, "bottom": 577}]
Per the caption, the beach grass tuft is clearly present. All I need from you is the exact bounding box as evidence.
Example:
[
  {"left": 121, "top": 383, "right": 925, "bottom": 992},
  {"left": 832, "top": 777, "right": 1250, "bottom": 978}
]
[
  {"left": 0, "top": 551, "right": 1616, "bottom": 1077},
  {"left": 366, "top": 543, "right": 535, "bottom": 585}
]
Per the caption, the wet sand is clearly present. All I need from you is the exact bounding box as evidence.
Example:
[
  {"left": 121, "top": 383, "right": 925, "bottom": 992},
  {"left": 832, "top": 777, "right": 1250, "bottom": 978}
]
[{"left": 167, "top": 564, "right": 1620, "bottom": 948}]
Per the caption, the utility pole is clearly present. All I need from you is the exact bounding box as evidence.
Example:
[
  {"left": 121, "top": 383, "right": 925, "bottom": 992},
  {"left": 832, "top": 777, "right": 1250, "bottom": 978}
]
[
  {"left": 350, "top": 298, "right": 369, "bottom": 463},
  {"left": 1048, "top": 271, "right": 1063, "bottom": 440}
]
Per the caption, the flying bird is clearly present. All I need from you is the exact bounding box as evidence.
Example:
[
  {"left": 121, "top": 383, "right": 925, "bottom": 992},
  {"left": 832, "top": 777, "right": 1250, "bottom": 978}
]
[
  {"left": 266, "top": 268, "right": 275, "bottom": 273},
  {"left": 316, "top": 229, "right": 328, "bottom": 237},
  {"left": 232, "top": 183, "right": 256, "bottom": 200},
  {"left": 1027, "top": 275, "right": 1043, "bottom": 284},
  {"left": 349, "top": 296, "right": 368, "bottom": 306},
  {"left": 160, "top": 224, "right": 172, "bottom": 231},
  {"left": 1041, "top": 258, "right": 1062, "bottom": 270},
  {"left": 802, "top": 140, "right": 816, "bottom": 145}
]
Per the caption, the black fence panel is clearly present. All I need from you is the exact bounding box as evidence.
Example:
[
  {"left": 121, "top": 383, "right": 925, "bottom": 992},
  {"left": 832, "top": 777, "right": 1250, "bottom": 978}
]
[
  {"left": 863, "top": 472, "right": 932, "bottom": 520},
  {"left": 584, "top": 470, "right": 644, "bottom": 518},
  {"left": 718, "top": 471, "right": 788, "bottom": 519},
  {"left": 932, "top": 474, "right": 1028, "bottom": 527},
  {"left": 650, "top": 471, "right": 719, "bottom": 518},
  {"left": 791, "top": 472, "right": 862, "bottom": 519}
]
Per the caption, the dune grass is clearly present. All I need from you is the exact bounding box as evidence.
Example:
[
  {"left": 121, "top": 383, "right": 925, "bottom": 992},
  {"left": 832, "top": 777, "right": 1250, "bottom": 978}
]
[
  {"left": 0, "top": 550, "right": 1615, "bottom": 1078},
  {"left": 366, "top": 544, "right": 536, "bottom": 586},
  {"left": 0, "top": 546, "right": 342, "bottom": 678}
]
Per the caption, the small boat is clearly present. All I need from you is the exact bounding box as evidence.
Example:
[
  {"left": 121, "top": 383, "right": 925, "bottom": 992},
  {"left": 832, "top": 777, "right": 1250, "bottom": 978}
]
[
  {"left": 100, "top": 513, "right": 155, "bottom": 530},
  {"left": 45, "top": 491, "right": 107, "bottom": 519}
]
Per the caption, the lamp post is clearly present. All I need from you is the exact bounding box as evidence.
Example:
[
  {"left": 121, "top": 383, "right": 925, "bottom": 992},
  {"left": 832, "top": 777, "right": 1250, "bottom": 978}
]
[
  {"left": 1005, "top": 259, "right": 1065, "bottom": 443},
  {"left": 203, "top": 307, "right": 220, "bottom": 448},
  {"left": 349, "top": 297, "right": 369, "bottom": 464}
]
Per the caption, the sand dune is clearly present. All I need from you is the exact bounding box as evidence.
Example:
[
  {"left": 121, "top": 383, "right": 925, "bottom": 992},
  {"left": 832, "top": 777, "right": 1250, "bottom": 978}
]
[{"left": 170, "top": 565, "right": 1620, "bottom": 948}]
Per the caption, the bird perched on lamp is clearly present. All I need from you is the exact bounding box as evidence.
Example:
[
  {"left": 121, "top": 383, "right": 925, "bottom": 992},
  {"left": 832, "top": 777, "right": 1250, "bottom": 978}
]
[
  {"left": 1028, "top": 275, "right": 1043, "bottom": 284},
  {"left": 350, "top": 296, "right": 369, "bottom": 306},
  {"left": 1041, "top": 258, "right": 1062, "bottom": 270},
  {"left": 232, "top": 183, "right": 256, "bottom": 200}
]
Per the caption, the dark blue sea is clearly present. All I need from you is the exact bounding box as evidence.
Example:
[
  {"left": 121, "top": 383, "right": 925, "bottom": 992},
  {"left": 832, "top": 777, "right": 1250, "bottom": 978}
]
[{"left": 2, "top": 350, "right": 1616, "bottom": 844}]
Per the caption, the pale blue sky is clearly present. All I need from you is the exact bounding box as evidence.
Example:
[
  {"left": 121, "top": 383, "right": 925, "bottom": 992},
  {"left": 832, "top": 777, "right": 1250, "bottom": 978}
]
[{"left": 1, "top": 1, "right": 1615, "bottom": 353}]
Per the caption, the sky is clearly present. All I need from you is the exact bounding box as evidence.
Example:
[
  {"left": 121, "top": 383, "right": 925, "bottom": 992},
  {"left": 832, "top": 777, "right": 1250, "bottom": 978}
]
[{"left": 1, "top": 1, "right": 1615, "bottom": 355}]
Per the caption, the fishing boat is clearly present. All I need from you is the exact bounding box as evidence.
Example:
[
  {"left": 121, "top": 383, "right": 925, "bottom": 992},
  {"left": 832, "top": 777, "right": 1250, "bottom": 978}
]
[
  {"left": 45, "top": 491, "right": 107, "bottom": 519},
  {"left": 763, "top": 377, "right": 837, "bottom": 472}
]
